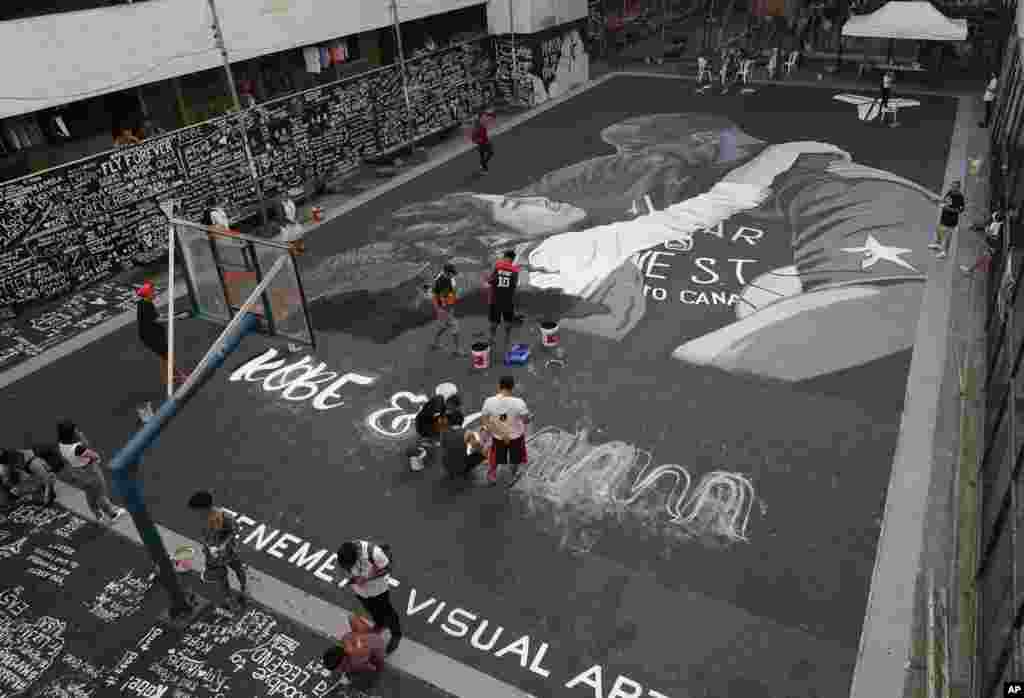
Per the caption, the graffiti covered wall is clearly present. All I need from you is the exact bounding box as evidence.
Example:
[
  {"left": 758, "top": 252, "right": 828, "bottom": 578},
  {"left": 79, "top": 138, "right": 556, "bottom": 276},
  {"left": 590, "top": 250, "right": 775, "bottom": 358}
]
[
  {"left": 0, "top": 39, "right": 495, "bottom": 311},
  {"left": 496, "top": 22, "right": 590, "bottom": 107}
]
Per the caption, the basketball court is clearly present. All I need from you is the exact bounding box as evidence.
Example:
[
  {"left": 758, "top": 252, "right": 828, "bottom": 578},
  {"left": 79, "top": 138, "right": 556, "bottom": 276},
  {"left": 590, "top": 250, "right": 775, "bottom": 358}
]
[{"left": 0, "top": 75, "right": 960, "bottom": 698}]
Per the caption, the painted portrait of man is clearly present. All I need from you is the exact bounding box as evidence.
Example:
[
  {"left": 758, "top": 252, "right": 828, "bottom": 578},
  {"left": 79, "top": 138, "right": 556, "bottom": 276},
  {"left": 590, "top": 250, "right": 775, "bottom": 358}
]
[{"left": 303, "top": 112, "right": 940, "bottom": 381}]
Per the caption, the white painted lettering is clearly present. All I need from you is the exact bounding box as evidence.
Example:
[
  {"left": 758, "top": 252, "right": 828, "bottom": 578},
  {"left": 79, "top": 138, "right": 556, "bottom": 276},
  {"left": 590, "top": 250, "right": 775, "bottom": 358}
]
[
  {"left": 691, "top": 258, "right": 719, "bottom": 285},
  {"left": 244, "top": 525, "right": 280, "bottom": 550},
  {"left": 313, "top": 553, "right": 338, "bottom": 583},
  {"left": 367, "top": 392, "right": 429, "bottom": 438},
  {"left": 529, "top": 641, "right": 552, "bottom": 678},
  {"left": 647, "top": 691, "right": 671, "bottom": 698},
  {"left": 287, "top": 543, "right": 327, "bottom": 571},
  {"left": 608, "top": 675, "right": 644, "bottom": 698},
  {"left": 711, "top": 291, "right": 727, "bottom": 304},
  {"left": 731, "top": 226, "right": 764, "bottom": 245},
  {"left": 266, "top": 534, "right": 301, "bottom": 560},
  {"left": 406, "top": 588, "right": 437, "bottom": 617},
  {"left": 728, "top": 258, "right": 757, "bottom": 285},
  {"left": 643, "top": 251, "right": 676, "bottom": 281},
  {"left": 643, "top": 284, "right": 667, "bottom": 301},
  {"left": 236, "top": 515, "right": 256, "bottom": 528},
  {"left": 470, "top": 620, "right": 504, "bottom": 651},
  {"left": 441, "top": 608, "right": 476, "bottom": 638},
  {"left": 727, "top": 293, "right": 740, "bottom": 306},
  {"left": 311, "top": 373, "right": 377, "bottom": 411},
  {"left": 427, "top": 601, "right": 446, "bottom": 624},
  {"left": 565, "top": 664, "right": 604, "bottom": 697},
  {"left": 494, "top": 634, "right": 531, "bottom": 667},
  {"left": 230, "top": 349, "right": 286, "bottom": 382},
  {"left": 700, "top": 221, "right": 725, "bottom": 238}
]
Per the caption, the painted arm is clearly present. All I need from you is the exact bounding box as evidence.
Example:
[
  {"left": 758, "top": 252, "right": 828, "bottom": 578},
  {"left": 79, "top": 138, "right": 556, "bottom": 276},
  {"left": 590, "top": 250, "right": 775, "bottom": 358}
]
[{"left": 526, "top": 143, "right": 850, "bottom": 298}]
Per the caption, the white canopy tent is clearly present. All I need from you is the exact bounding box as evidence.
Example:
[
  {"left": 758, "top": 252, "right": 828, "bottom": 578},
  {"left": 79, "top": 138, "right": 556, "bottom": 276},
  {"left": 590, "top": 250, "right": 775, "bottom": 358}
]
[{"left": 842, "top": 1, "right": 967, "bottom": 41}]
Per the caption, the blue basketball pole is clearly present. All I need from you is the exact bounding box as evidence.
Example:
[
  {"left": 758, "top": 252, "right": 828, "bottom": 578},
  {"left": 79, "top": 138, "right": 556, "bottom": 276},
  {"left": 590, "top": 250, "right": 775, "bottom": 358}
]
[{"left": 110, "top": 311, "right": 260, "bottom": 617}]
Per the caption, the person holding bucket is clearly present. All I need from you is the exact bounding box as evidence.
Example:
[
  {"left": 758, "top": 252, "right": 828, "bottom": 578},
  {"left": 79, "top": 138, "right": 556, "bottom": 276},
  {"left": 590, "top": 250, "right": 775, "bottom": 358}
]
[{"left": 488, "top": 250, "right": 522, "bottom": 358}]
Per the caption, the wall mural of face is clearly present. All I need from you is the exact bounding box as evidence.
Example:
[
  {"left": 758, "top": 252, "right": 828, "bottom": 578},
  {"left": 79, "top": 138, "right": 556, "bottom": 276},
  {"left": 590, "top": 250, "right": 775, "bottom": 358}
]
[{"left": 305, "top": 113, "right": 940, "bottom": 380}]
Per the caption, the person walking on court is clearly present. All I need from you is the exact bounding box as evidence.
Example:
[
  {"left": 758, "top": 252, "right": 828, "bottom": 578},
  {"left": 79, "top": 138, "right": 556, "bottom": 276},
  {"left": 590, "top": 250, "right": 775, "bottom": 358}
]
[
  {"left": 471, "top": 112, "right": 494, "bottom": 174},
  {"left": 480, "top": 375, "right": 532, "bottom": 485},
  {"left": 428, "top": 263, "right": 465, "bottom": 357},
  {"left": 136, "top": 282, "right": 187, "bottom": 421},
  {"left": 337, "top": 541, "right": 402, "bottom": 654},
  {"left": 188, "top": 491, "right": 248, "bottom": 609},
  {"left": 488, "top": 250, "right": 522, "bottom": 358},
  {"left": 981, "top": 73, "right": 998, "bottom": 128},
  {"left": 932, "top": 181, "right": 965, "bottom": 259},
  {"left": 56, "top": 419, "right": 124, "bottom": 524}
]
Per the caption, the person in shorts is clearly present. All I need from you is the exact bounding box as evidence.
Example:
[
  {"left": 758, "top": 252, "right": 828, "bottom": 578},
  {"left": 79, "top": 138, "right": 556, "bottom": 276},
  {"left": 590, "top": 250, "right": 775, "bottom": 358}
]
[
  {"left": 932, "top": 181, "right": 965, "bottom": 259},
  {"left": 336, "top": 541, "right": 401, "bottom": 654},
  {"left": 56, "top": 419, "right": 124, "bottom": 524},
  {"left": 136, "top": 282, "right": 188, "bottom": 421},
  {"left": 480, "top": 375, "right": 531, "bottom": 485},
  {"left": 488, "top": 250, "right": 522, "bottom": 357}
]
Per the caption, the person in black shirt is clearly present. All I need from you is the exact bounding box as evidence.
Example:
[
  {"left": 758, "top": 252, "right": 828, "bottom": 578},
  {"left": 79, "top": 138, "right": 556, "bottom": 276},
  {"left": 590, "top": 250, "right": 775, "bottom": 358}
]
[
  {"left": 932, "top": 181, "right": 965, "bottom": 259},
  {"left": 188, "top": 490, "right": 248, "bottom": 609},
  {"left": 428, "top": 263, "right": 465, "bottom": 357},
  {"left": 136, "top": 282, "right": 188, "bottom": 421},
  {"left": 488, "top": 250, "right": 522, "bottom": 356},
  {"left": 438, "top": 394, "right": 486, "bottom": 480}
]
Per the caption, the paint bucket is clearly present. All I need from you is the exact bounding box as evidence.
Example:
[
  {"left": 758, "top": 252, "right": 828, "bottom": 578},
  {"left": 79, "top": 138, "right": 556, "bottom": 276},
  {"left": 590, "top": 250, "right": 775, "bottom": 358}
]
[
  {"left": 312, "top": 205, "right": 323, "bottom": 223},
  {"left": 540, "top": 321, "right": 560, "bottom": 348},
  {"left": 471, "top": 342, "right": 490, "bottom": 369},
  {"left": 173, "top": 545, "right": 196, "bottom": 573},
  {"left": 406, "top": 445, "right": 426, "bottom": 471}
]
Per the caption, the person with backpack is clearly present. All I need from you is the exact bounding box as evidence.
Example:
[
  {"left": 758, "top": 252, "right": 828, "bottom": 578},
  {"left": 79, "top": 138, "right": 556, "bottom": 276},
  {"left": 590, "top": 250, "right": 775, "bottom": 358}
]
[
  {"left": 337, "top": 540, "right": 401, "bottom": 654},
  {"left": 56, "top": 419, "right": 124, "bottom": 524},
  {"left": 322, "top": 615, "right": 387, "bottom": 685},
  {"left": 428, "top": 263, "right": 465, "bottom": 357}
]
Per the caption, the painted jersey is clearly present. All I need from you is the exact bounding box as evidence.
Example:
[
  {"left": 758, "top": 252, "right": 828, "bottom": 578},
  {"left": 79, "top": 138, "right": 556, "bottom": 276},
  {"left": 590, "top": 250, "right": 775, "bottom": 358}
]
[
  {"left": 481, "top": 394, "right": 530, "bottom": 441},
  {"left": 489, "top": 259, "right": 520, "bottom": 307},
  {"left": 524, "top": 143, "right": 940, "bottom": 372}
]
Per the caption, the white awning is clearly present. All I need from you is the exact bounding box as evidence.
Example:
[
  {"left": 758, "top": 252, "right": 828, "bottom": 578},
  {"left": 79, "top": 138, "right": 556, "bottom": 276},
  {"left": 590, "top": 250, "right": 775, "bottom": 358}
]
[{"left": 842, "top": 1, "right": 967, "bottom": 41}]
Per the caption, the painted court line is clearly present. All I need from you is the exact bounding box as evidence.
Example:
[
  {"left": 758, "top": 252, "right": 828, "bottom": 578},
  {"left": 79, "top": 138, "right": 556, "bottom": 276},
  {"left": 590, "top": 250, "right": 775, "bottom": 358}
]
[
  {"left": 0, "top": 75, "right": 616, "bottom": 394},
  {"left": 849, "top": 96, "right": 970, "bottom": 698},
  {"left": 54, "top": 482, "right": 534, "bottom": 698}
]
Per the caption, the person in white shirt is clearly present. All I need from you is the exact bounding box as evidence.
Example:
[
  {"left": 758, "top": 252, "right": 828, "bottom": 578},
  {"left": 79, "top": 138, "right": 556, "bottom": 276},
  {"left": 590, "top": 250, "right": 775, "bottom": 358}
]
[
  {"left": 982, "top": 73, "right": 998, "bottom": 127},
  {"left": 337, "top": 540, "right": 401, "bottom": 654},
  {"left": 480, "top": 375, "right": 531, "bottom": 485},
  {"left": 56, "top": 419, "right": 124, "bottom": 524}
]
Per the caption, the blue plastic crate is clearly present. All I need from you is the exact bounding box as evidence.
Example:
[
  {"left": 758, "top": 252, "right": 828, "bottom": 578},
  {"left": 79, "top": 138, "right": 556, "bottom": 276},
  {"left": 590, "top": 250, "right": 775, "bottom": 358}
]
[{"left": 505, "top": 343, "right": 530, "bottom": 366}]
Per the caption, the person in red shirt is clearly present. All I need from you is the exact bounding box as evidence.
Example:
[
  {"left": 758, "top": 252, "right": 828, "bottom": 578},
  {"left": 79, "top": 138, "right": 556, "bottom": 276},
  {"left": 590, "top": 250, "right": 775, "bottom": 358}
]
[
  {"left": 471, "top": 111, "right": 494, "bottom": 174},
  {"left": 322, "top": 615, "right": 388, "bottom": 684},
  {"left": 487, "top": 249, "right": 522, "bottom": 355}
]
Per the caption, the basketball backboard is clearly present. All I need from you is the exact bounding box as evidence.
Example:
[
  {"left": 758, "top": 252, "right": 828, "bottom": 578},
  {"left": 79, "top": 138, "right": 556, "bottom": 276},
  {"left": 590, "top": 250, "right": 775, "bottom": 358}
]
[{"left": 171, "top": 219, "right": 315, "bottom": 348}]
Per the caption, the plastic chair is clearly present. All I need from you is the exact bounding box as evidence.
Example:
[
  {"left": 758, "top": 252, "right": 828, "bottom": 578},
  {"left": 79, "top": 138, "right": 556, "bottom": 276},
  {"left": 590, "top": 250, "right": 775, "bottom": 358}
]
[
  {"left": 739, "top": 59, "right": 754, "bottom": 84},
  {"left": 785, "top": 50, "right": 799, "bottom": 76}
]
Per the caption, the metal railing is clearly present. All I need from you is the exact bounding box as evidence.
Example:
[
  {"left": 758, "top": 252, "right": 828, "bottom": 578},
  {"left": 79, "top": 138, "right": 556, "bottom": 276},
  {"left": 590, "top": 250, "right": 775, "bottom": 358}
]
[{"left": 0, "top": 0, "right": 150, "bottom": 23}]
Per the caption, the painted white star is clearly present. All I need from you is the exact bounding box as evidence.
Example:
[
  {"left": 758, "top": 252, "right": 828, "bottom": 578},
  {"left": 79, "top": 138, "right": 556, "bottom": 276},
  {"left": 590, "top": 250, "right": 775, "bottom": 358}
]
[{"left": 840, "top": 234, "right": 918, "bottom": 272}]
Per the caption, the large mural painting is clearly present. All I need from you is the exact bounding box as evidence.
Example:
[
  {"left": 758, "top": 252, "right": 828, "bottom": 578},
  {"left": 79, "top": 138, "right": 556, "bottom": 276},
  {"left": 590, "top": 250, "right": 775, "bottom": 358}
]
[
  {"left": 495, "top": 23, "right": 589, "bottom": 107},
  {"left": 305, "top": 111, "right": 940, "bottom": 381}
]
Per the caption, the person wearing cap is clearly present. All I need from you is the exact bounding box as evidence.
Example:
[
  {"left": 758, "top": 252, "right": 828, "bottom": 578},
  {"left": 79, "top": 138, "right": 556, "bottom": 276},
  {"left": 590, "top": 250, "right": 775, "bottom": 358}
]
[
  {"left": 428, "top": 263, "right": 465, "bottom": 357},
  {"left": 136, "top": 282, "right": 188, "bottom": 420}
]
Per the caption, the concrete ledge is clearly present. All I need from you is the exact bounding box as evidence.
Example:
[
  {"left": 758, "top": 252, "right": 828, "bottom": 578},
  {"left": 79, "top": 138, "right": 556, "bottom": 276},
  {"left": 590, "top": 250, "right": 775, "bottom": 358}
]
[{"left": 849, "top": 96, "right": 971, "bottom": 698}]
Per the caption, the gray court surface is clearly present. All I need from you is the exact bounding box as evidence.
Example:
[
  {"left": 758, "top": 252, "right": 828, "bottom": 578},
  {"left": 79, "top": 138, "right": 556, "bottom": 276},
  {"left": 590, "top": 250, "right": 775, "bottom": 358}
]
[{"left": 0, "top": 75, "right": 958, "bottom": 698}]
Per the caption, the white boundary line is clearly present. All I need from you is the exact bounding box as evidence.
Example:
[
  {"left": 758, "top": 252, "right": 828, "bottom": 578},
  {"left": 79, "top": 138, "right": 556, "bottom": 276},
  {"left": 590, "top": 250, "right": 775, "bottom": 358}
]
[
  {"left": 54, "top": 482, "right": 534, "bottom": 698},
  {"left": 848, "top": 96, "right": 971, "bottom": 698}
]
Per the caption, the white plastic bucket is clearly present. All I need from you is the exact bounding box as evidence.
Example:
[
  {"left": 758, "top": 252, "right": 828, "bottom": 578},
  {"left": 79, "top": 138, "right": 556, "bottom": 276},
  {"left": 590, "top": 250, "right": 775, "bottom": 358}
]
[
  {"left": 540, "top": 321, "right": 560, "bottom": 348},
  {"left": 471, "top": 342, "right": 490, "bottom": 369}
]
